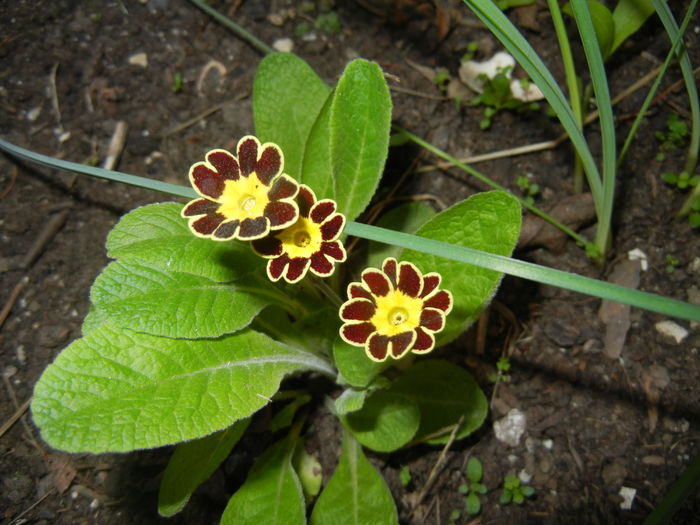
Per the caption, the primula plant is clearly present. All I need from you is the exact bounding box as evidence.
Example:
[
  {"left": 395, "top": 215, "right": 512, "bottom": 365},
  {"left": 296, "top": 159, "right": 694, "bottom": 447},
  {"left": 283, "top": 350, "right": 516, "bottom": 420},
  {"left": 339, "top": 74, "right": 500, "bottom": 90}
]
[{"left": 30, "top": 54, "right": 522, "bottom": 523}]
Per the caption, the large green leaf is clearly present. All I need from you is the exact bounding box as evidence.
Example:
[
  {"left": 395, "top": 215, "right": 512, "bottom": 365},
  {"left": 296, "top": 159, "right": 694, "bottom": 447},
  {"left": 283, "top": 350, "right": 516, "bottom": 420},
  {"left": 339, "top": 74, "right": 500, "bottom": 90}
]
[
  {"left": 159, "top": 419, "right": 250, "bottom": 517},
  {"left": 341, "top": 390, "right": 420, "bottom": 452},
  {"left": 87, "top": 260, "right": 273, "bottom": 339},
  {"left": 106, "top": 203, "right": 262, "bottom": 282},
  {"left": 330, "top": 59, "right": 392, "bottom": 221},
  {"left": 31, "top": 324, "right": 333, "bottom": 453},
  {"left": 253, "top": 52, "right": 331, "bottom": 180},
  {"left": 221, "top": 436, "right": 305, "bottom": 525},
  {"left": 611, "top": 0, "right": 655, "bottom": 54},
  {"left": 401, "top": 191, "right": 521, "bottom": 345},
  {"left": 310, "top": 430, "right": 398, "bottom": 525},
  {"left": 300, "top": 92, "right": 335, "bottom": 200},
  {"left": 390, "top": 360, "right": 488, "bottom": 444}
]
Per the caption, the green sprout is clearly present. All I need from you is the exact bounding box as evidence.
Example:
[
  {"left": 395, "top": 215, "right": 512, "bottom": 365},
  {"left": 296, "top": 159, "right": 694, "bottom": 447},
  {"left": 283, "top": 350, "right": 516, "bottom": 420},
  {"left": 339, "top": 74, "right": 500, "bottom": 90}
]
[
  {"left": 656, "top": 113, "right": 688, "bottom": 152},
  {"left": 661, "top": 171, "right": 700, "bottom": 190},
  {"left": 399, "top": 465, "right": 412, "bottom": 487},
  {"left": 489, "top": 356, "right": 512, "bottom": 384},
  {"left": 171, "top": 72, "right": 184, "bottom": 94},
  {"left": 458, "top": 457, "right": 488, "bottom": 515},
  {"left": 499, "top": 474, "right": 535, "bottom": 505},
  {"left": 460, "top": 41, "right": 479, "bottom": 62},
  {"left": 516, "top": 175, "right": 540, "bottom": 206},
  {"left": 433, "top": 70, "right": 450, "bottom": 93},
  {"left": 448, "top": 509, "right": 461, "bottom": 524},
  {"left": 665, "top": 254, "right": 680, "bottom": 274},
  {"left": 469, "top": 68, "right": 539, "bottom": 129},
  {"left": 690, "top": 198, "right": 700, "bottom": 228},
  {"left": 315, "top": 12, "right": 341, "bottom": 34}
]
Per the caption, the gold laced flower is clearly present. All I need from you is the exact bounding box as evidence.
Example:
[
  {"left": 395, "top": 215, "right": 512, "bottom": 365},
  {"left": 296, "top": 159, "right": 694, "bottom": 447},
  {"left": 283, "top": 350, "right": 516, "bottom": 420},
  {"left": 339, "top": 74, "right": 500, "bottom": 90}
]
[
  {"left": 181, "top": 136, "right": 299, "bottom": 241},
  {"left": 339, "top": 257, "right": 453, "bottom": 362},
  {"left": 252, "top": 184, "right": 347, "bottom": 283}
]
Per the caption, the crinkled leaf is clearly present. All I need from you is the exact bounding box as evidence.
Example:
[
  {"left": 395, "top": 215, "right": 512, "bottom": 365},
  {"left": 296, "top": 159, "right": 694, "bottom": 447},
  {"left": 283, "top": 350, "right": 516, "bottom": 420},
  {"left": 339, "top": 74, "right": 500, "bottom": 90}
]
[
  {"left": 106, "top": 203, "right": 262, "bottom": 282},
  {"left": 335, "top": 387, "right": 369, "bottom": 415},
  {"left": 367, "top": 201, "right": 436, "bottom": 268},
  {"left": 401, "top": 191, "right": 521, "bottom": 345},
  {"left": 88, "top": 260, "right": 271, "bottom": 339},
  {"left": 221, "top": 436, "right": 305, "bottom": 525},
  {"left": 310, "top": 430, "right": 398, "bottom": 525},
  {"left": 611, "top": 0, "right": 654, "bottom": 55},
  {"left": 330, "top": 59, "right": 392, "bottom": 221},
  {"left": 390, "top": 360, "right": 487, "bottom": 444},
  {"left": 31, "top": 324, "right": 332, "bottom": 453},
  {"left": 253, "top": 52, "right": 331, "bottom": 179},
  {"left": 158, "top": 418, "right": 250, "bottom": 517},
  {"left": 333, "top": 337, "right": 389, "bottom": 388},
  {"left": 341, "top": 390, "right": 420, "bottom": 452}
]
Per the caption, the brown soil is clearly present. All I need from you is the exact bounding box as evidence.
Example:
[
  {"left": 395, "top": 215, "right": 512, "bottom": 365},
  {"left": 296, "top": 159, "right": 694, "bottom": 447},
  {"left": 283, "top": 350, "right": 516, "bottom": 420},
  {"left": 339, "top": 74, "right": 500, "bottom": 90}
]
[{"left": 1, "top": 1, "right": 699, "bottom": 523}]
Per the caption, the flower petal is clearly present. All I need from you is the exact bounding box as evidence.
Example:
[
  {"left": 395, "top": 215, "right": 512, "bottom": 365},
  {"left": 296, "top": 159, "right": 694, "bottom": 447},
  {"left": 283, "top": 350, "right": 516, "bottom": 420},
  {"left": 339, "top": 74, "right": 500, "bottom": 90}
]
[
  {"left": 320, "top": 215, "right": 345, "bottom": 240},
  {"left": 251, "top": 236, "right": 283, "bottom": 257},
  {"left": 421, "top": 273, "right": 441, "bottom": 298},
  {"left": 297, "top": 185, "right": 315, "bottom": 217},
  {"left": 397, "top": 261, "right": 422, "bottom": 298},
  {"left": 256, "top": 144, "right": 283, "bottom": 185},
  {"left": 361, "top": 269, "right": 391, "bottom": 297},
  {"left": 238, "top": 216, "right": 269, "bottom": 240},
  {"left": 340, "top": 298, "right": 376, "bottom": 322},
  {"left": 190, "top": 213, "right": 225, "bottom": 236},
  {"left": 423, "top": 290, "right": 453, "bottom": 313},
  {"left": 268, "top": 254, "right": 290, "bottom": 281},
  {"left": 321, "top": 241, "right": 346, "bottom": 262},
  {"left": 420, "top": 307, "right": 446, "bottom": 332},
  {"left": 237, "top": 136, "right": 259, "bottom": 176},
  {"left": 411, "top": 327, "right": 435, "bottom": 353},
  {"left": 190, "top": 163, "right": 225, "bottom": 199},
  {"left": 348, "top": 283, "right": 374, "bottom": 301},
  {"left": 382, "top": 258, "right": 398, "bottom": 288},
  {"left": 206, "top": 150, "right": 240, "bottom": 181},
  {"left": 268, "top": 174, "right": 299, "bottom": 200},
  {"left": 284, "top": 257, "right": 311, "bottom": 283},
  {"left": 213, "top": 219, "right": 241, "bottom": 240},
  {"left": 388, "top": 331, "right": 417, "bottom": 359},
  {"left": 265, "top": 201, "right": 299, "bottom": 229},
  {"left": 182, "top": 198, "right": 219, "bottom": 217},
  {"left": 367, "top": 333, "right": 390, "bottom": 361},
  {"left": 310, "top": 200, "right": 336, "bottom": 223},
  {"left": 310, "top": 251, "right": 334, "bottom": 276},
  {"left": 341, "top": 322, "right": 375, "bottom": 346}
]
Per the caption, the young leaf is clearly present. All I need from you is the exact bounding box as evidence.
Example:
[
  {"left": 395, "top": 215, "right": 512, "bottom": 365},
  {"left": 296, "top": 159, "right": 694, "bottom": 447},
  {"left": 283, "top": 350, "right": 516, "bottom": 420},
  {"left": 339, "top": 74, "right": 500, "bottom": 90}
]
[
  {"left": 330, "top": 59, "right": 392, "bottom": 221},
  {"left": 253, "top": 53, "right": 331, "bottom": 180},
  {"left": 401, "top": 191, "right": 521, "bottom": 345},
  {"left": 611, "top": 0, "right": 655, "bottom": 54},
  {"left": 466, "top": 491, "right": 481, "bottom": 515},
  {"left": 310, "top": 429, "right": 398, "bottom": 525},
  {"left": 467, "top": 457, "right": 483, "bottom": 484},
  {"left": 341, "top": 390, "right": 420, "bottom": 452},
  {"left": 220, "top": 436, "right": 305, "bottom": 525},
  {"left": 158, "top": 418, "right": 250, "bottom": 517},
  {"left": 335, "top": 387, "right": 369, "bottom": 415},
  {"left": 31, "top": 324, "right": 333, "bottom": 453},
  {"left": 367, "top": 201, "right": 436, "bottom": 269},
  {"left": 106, "top": 203, "right": 262, "bottom": 282},
  {"left": 88, "top": 260, "right": 272, "bottom": 339},
  {"left": 390, "top": 360, "right": 488, "bottom": 444}
]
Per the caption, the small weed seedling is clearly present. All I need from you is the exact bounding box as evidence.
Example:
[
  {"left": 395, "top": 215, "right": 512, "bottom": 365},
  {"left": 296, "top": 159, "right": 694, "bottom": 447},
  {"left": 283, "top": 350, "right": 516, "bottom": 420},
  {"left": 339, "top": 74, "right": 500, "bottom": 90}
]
[
  {"left": 515, "top": 175, "right": 540, "bottom": 206},
  {"left": 499, "top": 474, "right": 535, "bottom": 505},
  {"left": 171, "top": 72, "right": 183, "bottom": 93},
  {"left": 660, "top": 171, "right": 700, "bottom": 228},
  {"left": 399, "top": 465, "right": 412, "bottom": 488},
  {"left": 489, "top": 356, "right": 512, "bottom": 384},
  {"left": 665, "top": 254, "right": 680, "bottom": 274},
  {"left": 458, "top": 457, "right": 488, "bottom": 516},
  {"left": 656, "top": 113, "right": 689, "bottom": 160},
  {"left": 470, "top": 68, "right": 539, "bottom": 129}
]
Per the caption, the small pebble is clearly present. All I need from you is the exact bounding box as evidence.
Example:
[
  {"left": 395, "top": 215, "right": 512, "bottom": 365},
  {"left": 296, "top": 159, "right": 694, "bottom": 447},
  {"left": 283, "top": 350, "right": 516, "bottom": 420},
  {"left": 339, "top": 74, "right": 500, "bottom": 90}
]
[
  {"left": 619, "top": 486, "right": 636, "bottom": 510},
  {"left": 128, "top": 52, "right": 148, "bottom": 67},
  {"left": 641, "top": 455, "right": 665, "bottom": 466},
  {"left": 273, "top": 38, "right": 294, "bottom": 53},
  {"left": 494, "top": 408, "right": 526, "bottom": 447},
  {"left": 627, "top": 248, "right": 648, "bottom": 271},
  {"left": 518, "top": 469, "right": 532, "bottom": 484},
  {"left": 655, "top": 320, "right": 689, "bottom": 344}
]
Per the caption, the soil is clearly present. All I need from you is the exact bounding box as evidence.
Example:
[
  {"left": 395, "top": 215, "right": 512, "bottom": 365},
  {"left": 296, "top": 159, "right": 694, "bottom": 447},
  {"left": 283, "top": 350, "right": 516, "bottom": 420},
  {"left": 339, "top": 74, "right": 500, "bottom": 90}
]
[{"left": 1, "top": 1, "right": 699, "bottom": 524}]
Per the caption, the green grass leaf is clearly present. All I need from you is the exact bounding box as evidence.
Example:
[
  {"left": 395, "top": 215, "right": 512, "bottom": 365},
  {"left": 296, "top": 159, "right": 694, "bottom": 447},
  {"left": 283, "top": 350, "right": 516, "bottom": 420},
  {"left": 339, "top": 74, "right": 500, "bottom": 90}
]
[
  {"left": 341, "top": 390, "right": 420, "bottom": 452},
  {"left": 310, "top": 430, "right": 398, "bottom": 525},
  {"left": 253, "top": 53, "right": 331, "bottom": 180},
  {"left": 390, "top": 360, "right": 488, "bottom": 444},
  {"left": 158, "top": 419, "right": 250, "bottom": 517},
  {"left": 221, "top": 436, "right": 305, "bottom": 525},
  {"left": 401, "top": 191, "right": 521, "bottom": 345},
  {"left": 330, "top": 59, "right": 392, "bottom": 221},
  {"left": 31, "top": 325, "right": 332, "bottom": 452},
  {"left": 88, "top": 260, "right": 271, "bottom": 339},
  {"left": 106, "top": 203, "right": 262, "bottom": 282}
]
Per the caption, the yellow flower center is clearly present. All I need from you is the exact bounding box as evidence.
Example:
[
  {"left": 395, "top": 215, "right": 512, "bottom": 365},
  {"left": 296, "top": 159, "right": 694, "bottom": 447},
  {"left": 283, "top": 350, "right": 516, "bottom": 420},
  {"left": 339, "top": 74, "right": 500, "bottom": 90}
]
[
  {"left": 217, "top": 173, "right": 270, "bottom": 221},
  {"left": 277, "top": 216, "right": 321, "bottom": 258},
  {"left": 371, "top": 290, "right": 423, "bottom": 337}
]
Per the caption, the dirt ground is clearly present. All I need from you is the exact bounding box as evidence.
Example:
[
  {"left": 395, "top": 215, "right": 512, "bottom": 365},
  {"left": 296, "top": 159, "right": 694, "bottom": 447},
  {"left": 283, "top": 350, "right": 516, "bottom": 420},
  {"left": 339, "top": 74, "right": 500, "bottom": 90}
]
[{"left": 1, "top": 1, "right": 699, "bottom": 523}]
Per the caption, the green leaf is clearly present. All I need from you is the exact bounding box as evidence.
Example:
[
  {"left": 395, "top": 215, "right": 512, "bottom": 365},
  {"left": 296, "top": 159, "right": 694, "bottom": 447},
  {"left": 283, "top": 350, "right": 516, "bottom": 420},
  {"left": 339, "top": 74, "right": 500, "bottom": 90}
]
[
  {"left": 335, "top": 387, "right": 370, "bottom": 415},
  {"left": 269, "top": 394, "right": 311, "bottom": 433},
  {"left": 310, "top": 430, "right": 398, "bottom": 525},
  {"left": 467, "top": 457, "right": 483, "bottom": 484},
  {"left": 31, "top": 324, "right": 333, "bottom": 453},
  {"left": 253, "top": 53, "right": 331, "bottom": 180},
  {"left": 465, "top": 491, "right": 481, "bottom": 515},
  {"left": 330, "top": 59, "right": 392, "bottom": 221},
  {"left": 293, "top": 444, "right": 323, "bottom": 504},
  {"left": 221, "top": 436, "right": 305, "bottom": 525},
  {"left": 341, "top": 390, "right": 420, "bottom": 452},
  {"left": 106, "top": 203, "right": 262, "bottom": 282},
  {"left": 611, "top": 0, "right": 655, "bottom": 54},
  {"left": 88, "top": 260, "right": 271, "bottom": 339},
  {"left": 300, "top": 93, "right": 335, "bottom": 200},
  {"left": 565, "top": 0, "right": 614, "bottom": 59},
  {"left": 401, "top": 191, "right": 521, "bottom": 345},
  {"left": 367, "top": 201, "right": 436, "bottom": 269},
  {"left": 333, "top": 337, "right": 390, "bottom": 388},
  {"left": 158, "top": 419, "right": 250, "bottom": 517},
  {"left": 390, "top": 360, "right": 488, "bottom": 444}
]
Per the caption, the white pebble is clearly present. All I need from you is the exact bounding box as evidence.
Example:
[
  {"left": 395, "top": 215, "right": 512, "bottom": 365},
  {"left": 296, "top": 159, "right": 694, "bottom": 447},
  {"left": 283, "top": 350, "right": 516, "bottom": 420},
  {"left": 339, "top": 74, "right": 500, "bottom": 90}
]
[
  {"left": 128, "top": 52, "right": 148, "bottom": 68},
  {"left": 619, "top": 486, "right": 636, "bottom": 510},
  {"left": 494, "top": 408, "right": 527, "bottom": 447},
  {"left": 627, "top": 248, "right": 648, "bottom": 271},
  {"left": 273, "top": 38, "right": 294, "bottom": 53},
  {"left": 655, "top": 320, "right": 689, "bottom": 344}
]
